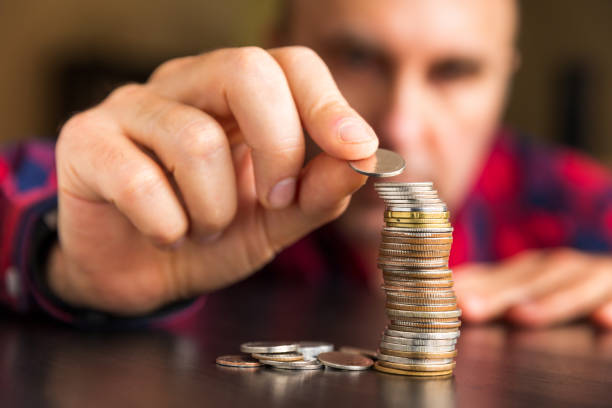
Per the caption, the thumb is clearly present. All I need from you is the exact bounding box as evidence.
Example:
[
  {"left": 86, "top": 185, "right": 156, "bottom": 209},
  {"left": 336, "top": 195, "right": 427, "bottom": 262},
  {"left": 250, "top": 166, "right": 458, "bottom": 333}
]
[{"left": 263, "top": 152, "right": 367, "bottom": 253}]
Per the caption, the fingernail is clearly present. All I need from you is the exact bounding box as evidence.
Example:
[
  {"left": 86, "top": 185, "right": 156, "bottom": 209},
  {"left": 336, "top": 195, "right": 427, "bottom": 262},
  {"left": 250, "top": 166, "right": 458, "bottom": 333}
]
[
  {"left": 338, "top": 120, "right": 376, "bottom": 143},
  {"left": 268, "top": 177, "right": 296, "bottom": 209}
]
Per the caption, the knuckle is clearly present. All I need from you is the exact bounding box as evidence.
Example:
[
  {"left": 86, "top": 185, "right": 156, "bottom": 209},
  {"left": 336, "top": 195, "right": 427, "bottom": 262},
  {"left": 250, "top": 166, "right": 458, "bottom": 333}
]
[
  {"left": 177, "top": 118, "right": 227, "bottom": 159},
  {"left": 57, "top": 111, "right": 103, "bottom": 157},
  {"left": 285, "top": 45, "right": 323, "bottom": 66},
  {"left": 149, "top": 56, "right": 195, "bottom": 82},
  {"left": 232, "top": 46, "right": 279, "bottom": 78},
  {"left": 116, "top": 164, "right": 165, "bottom": 205},
  {"left": 106, "top": 83, "right": 145, "bottom": 105}
]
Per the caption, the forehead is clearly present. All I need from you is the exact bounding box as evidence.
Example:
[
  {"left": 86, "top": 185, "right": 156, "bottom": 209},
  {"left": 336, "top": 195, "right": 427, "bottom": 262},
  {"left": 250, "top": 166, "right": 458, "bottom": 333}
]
[{"left": 292, "top": 0, "right": 516, "bottom": 55}]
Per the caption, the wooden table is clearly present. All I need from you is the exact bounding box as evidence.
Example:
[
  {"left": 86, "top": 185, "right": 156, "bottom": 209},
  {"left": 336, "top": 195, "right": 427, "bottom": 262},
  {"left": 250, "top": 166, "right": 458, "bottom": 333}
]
[{"left": 2, "top": 279, "right": 611, "bottom": 407}]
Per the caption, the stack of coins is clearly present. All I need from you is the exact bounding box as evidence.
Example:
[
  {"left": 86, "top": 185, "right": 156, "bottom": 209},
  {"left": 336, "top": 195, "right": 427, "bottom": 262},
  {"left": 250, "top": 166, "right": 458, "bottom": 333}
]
[{"left": 373, "top": 182, "right": 460, "bottom": 377}]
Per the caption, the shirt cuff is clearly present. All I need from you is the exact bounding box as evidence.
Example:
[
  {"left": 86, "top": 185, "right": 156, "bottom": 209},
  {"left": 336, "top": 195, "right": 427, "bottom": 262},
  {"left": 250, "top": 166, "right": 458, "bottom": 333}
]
[{"left": 15, "top": 194, "right": 205, "bottom": 328}]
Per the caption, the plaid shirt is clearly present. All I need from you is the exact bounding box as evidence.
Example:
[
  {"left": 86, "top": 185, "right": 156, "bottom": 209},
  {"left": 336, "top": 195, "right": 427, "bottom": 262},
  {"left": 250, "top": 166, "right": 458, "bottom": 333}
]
[{"left": 2, "top": 129, "right": 612, "bottom": 325}]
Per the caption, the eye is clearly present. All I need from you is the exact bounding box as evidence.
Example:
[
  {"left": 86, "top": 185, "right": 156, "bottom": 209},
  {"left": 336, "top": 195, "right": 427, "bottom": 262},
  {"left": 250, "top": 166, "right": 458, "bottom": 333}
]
[
  {"left": 429, "top": 58, "right": 481, "bottom": 82},
  {"left": 338, "top": 45, "right": 380, "bottom": 69}
]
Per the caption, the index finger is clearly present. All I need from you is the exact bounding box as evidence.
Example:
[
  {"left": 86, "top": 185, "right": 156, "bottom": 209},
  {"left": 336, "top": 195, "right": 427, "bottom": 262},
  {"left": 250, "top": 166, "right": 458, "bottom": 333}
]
[{"left": 269, "top": 46, "right": 379, "bottom": 160}]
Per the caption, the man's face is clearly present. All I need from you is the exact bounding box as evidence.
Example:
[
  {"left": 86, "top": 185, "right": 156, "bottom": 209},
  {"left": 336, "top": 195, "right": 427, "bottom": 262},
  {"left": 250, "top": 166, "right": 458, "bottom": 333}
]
[{"left": 287, "top": 0, "right": 517, "bottom": 242}]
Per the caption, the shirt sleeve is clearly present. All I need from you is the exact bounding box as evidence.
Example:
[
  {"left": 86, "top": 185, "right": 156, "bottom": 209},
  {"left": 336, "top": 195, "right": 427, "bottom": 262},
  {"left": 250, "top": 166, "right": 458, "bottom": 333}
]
[
  {"left": 0, "top": 140, "right": 58, "bottom": 314},
  {"left": 0, "top": 140, "right": 204, "bottom": 328}
]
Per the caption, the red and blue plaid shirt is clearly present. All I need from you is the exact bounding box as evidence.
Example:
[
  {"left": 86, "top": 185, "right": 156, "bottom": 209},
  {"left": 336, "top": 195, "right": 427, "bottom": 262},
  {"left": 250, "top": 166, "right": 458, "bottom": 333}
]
[{"left": 2, "top": 129, "right": 612, "bottom": 325}]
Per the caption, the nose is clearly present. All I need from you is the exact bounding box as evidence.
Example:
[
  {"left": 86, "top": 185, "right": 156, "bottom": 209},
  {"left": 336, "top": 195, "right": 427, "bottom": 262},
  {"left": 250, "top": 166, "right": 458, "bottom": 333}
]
[{"left": 380, "top": 67, "right": 427, "bottom": 153}]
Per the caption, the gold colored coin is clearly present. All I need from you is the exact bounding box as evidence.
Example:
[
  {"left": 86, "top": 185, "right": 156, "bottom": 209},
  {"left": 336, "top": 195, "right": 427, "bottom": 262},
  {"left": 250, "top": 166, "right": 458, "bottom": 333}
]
[
  {"left": 374, "top": 362, "right": 453, "bottom": 376},
  {"left": 384, "top": 217, "right": 449, "bottom": 224},
  {"left": 383, "top": 238, "right": 453, "bottom": 245},
  {"left": 379, "top": 348, "right": 457, "bottom": 359},
  {"left": 216, "top": 355, "right": 263, "bottom": 368},
  {"left": 390, "top": 320, "right": 462, "bottom": 329},
  {"left": 377, "top": 360, "right": 456, "bottom": 372},
  {"left": 385, "top": 211, "right": 450, "bottom": 219},
  {"left": 386, "top": 222, "right": 452, "bottom": 229}
]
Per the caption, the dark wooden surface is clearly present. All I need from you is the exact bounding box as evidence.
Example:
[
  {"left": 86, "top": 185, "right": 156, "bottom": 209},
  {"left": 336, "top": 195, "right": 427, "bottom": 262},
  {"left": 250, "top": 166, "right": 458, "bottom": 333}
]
[{"left": 2, "top": 279, "right": 612, "bottom": 408}]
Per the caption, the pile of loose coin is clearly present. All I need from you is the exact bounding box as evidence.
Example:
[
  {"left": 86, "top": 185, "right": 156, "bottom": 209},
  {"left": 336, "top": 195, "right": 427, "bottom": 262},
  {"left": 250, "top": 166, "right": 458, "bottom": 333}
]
[
  {"left": 373, "top": 182, "right": 460, "bottom": 377},
  {"left": 216, "top": 341, "right": 375, "bottom": 371}
]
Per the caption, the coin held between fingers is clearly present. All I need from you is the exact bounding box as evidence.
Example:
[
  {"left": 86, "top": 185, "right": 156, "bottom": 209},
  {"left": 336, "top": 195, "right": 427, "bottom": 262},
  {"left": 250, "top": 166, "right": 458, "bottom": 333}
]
[{"left": 348, "top": 148, "right": 406, "bottom": 177}]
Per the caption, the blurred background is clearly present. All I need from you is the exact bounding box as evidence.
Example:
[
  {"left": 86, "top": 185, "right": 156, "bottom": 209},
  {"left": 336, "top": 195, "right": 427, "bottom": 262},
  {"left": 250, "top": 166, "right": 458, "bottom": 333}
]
[{"left": 1, "top": 0, "right": 611, "bottom": 165}]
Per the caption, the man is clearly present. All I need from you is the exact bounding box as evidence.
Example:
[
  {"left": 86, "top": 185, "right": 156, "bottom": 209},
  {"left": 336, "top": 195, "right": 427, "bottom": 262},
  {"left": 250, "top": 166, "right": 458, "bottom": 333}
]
[{"left": 2, "top": 0, "right": 611, "bottom": 327}]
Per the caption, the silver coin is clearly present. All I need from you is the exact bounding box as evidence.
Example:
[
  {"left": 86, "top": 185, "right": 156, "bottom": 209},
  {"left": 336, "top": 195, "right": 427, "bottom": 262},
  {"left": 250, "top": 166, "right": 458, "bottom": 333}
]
[
  {"left": 240, "top": 341, "right": 298, "bottom": 354},
  {"left": 386, "top": 309, "right": 462, "bottom": 319},
  {"left": 297, "top": 341, "right": 334, "bottom": 358},
  {"left": 318, "top": 351, "right": 373, "bottom": 371},
  {"left": 381, "top": 335, "right": 457, "bottom": 346},
  {"left": 349, "top": 148, "right": 406, "bottom": 177},
  {"left": 251, "top": 352, "right": 304, "bottom": 362},
  {"left": 266, "top": 360, "right": 324, "bottom": 370},
  {"left": 379, "top": 341, "right": 456, "bottom": 353},
  {"left": 374, "top": 182, "right": 433, "bottom": 187},
  {"left": 383, "top": 227, "right": 453, "bottom": 233},
  {"left": 385, "top": 329, "right": 460, "bottom": 340},
  {"left": 376, "top": 353, "right": 454, "bottom": 365}
]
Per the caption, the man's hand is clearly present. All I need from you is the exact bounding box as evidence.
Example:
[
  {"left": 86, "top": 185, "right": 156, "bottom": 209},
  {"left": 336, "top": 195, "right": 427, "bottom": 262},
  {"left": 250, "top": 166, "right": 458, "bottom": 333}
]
[
  {"left": 50, "top": 47, "right": 378, "bottom": 315},
  {"left": 454, "top": 248, "right": 612, "bottom": 328}
]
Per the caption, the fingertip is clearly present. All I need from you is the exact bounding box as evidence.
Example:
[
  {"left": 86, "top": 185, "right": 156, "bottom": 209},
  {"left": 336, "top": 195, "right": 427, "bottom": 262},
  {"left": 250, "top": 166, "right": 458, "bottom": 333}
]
[
  {"left": 591, "top": 303, "right": 612, "bottom": 329},
  {"left": 458, "top": 295, "right": 491, "bottom": 324},
  {"left": 336, "top": 118, "right": 379, "bottom": 159},
  {"left": 505, "top": 303, "right": 551, "bottom": 328}
]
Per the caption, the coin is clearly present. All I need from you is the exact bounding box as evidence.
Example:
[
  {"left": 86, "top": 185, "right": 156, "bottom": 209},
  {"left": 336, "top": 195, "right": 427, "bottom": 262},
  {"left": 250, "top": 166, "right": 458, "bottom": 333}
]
[
  {"left": 349, "top": 148, "right": 406, "bottom": 177},
  {"left": 251, "top": 352, "right": 304, "bottom": 362},
  {"left": 378, "top": 360, "right": 456, "bottom": 372},
  {"left": 240, "top": 341, "right": 298, "bottom": 354},
  {"left": 385, "top": 329, "right": 460, "bottom": 340},
  {"left": 379, "top": 348, "right": 458, "bottom": 359},
  {"left": 379, "top": 342, "right": 456, "bottom": 353},
  {"left": 379, "top": 249, "right": 451, "bottom": 258},
  {"left": 338, "top": 346, "right": 378, "bottom": 360},
  {"left": 386, "top": 309, "right": 462, "bottom": 319},
  {"left": 317, "top": 351, "right": 373, "bottom": 371},
  {"left": 381, "top": 279, "right": 453, "bottom": 288},
  {"left": 266, "top": 360, "right": 324, "bottom": 370},
  {"left": 216, "top": 355, "right": 264, "bottom": 368},
  {"left": 374, "top": 362, "right": 453, "bottom": 377},
  {"left": 297, "top": 341, "right": 334, "bottom": 358},
  {"left": 259, "top": 358, "right": 322, "bottom": 370},
  {"left": 388, "top": 325, "right": 460, "bottom": 333},
  {"left": 383, "top": 217, "right": 449, "bottom": 224},
  {"left": 380, "top": 243, "right": 452, "bottom": 251},
  {"left": 381, "top": 334, "right": 457, "bottom": 346},
  {"left": 376, "top": 353, "right": 454, "bottom": 365},
  {"left": 386, "top": 303, "right": 457, "bottom": 312},
  {"left": 385, "top": 211, "right": 450, "bottom": 219}
]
